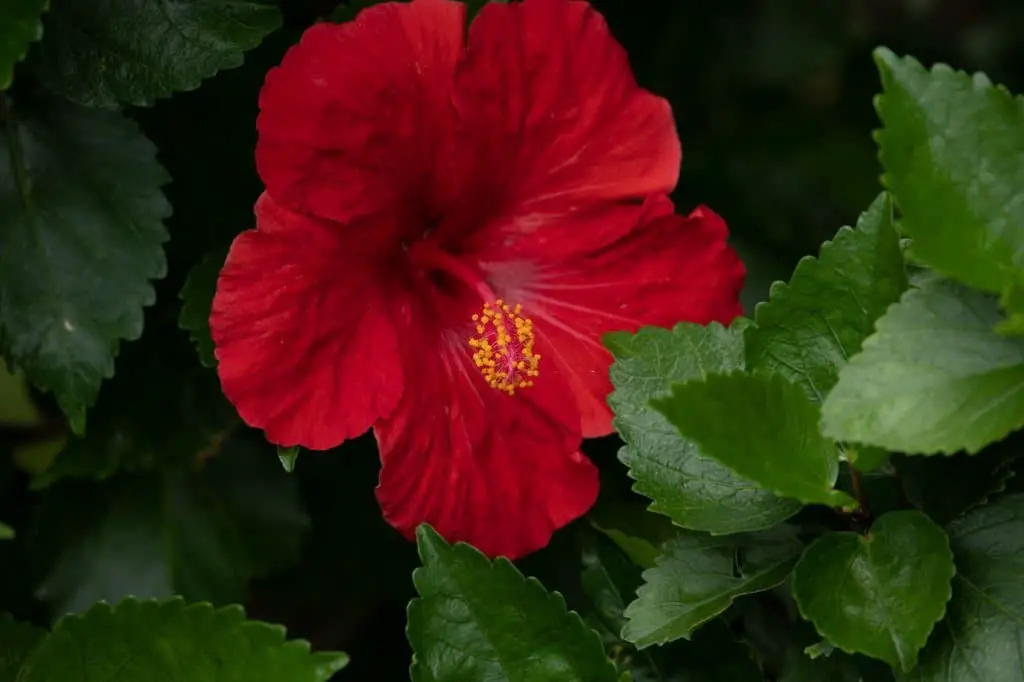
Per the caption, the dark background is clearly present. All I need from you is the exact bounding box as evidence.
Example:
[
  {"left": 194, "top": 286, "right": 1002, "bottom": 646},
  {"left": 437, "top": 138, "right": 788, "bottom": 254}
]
[{"left": 3, "top": 0, "right": 1024, "bottom": 679}]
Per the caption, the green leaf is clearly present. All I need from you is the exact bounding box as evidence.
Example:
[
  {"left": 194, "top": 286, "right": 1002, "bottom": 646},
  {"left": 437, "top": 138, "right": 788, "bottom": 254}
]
[
  {"left": 589, "top": 499, "right": 679, "bottom": 570},
  {"left": 791, "top": 510, "right": 955, "bottom": 670},
  {"left": 581, "top": 535, "right": 643, "bottom": 638},
  {"left": 873, "top": 48, "right": 1024, "bottom": 298},
  {"left": 907, "top": 493, "right": 1024, "bottom": 682},
  {"left": 0, "top": 1, "right": 48, "bottom": 90},
  {"left": 0, "top": 95, "right": 170, "bottom": 430},
  {"left": 0, "top": 613, "right": 45, "bottom": 679},
  {"left": 30, "top": 0, "right": 281, "bottom": 108},
  {"left": 16, "top": 598, "right": 346, "bottom": 681},
  {"left": 747, "top": 192, "right": 907, "bottom": 402},
  {"left": 622, "top": 525, "right": 802, "bottom": 648},
  {"left": 652, "top": 372, "right": 855, "bottom": 508},
  {"left": 607, "top": 322, "right": 800, "bottom": 535},
  {"left": 179, "top": 250, "right": 224, "bottom": 368},
  {"left": 897, "top": 447, "right": 1018, "bottom": 525},
  {"left": 278, "top": 445, "right": 299, "bottom": 473},
  {"left": 821, "top": 277, "right": 1024, "bottom": 455},
  {"left": 0, "top": 521, "right": 13, "bottom": 540},
  {"left": 32, "top": 431, "right": 308, "bottom": 614},
  {"left": 408, "top": 524, "right": 619, "bottom": 682}
]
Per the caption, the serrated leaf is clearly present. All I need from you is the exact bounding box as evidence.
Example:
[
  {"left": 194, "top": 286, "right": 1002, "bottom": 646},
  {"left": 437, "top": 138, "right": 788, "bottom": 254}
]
[
  {"left": 179, "top": 250, "right": 224, "bottom": 368},
  {"left": 30, "top": 0, "right": 281, "bottom": 108},
  {"left": 821, "top": 277, "right": 1024, "bottom": 455},
  {"left": 31, "top": 431, "right": 308, "bottom": 614},
  {"left": 0, "top": 95, "right": 169, "bottom": 430},
  {"left": 408, "top": 525, "right": 619, "bottom": 682},
  {"left": 792, "top": 511, "right": 955, "bottom": 670},
  {"left": 0, "top": 613, "right": 44, "bottom": 680},
  {"left": 622, "top": 525, "right": 802, "bottom": 648},
  {"left": 897, "top": 446, "right": 1018, "bottom": 525},
  {"left": 0, "top": 1, "right": 48, "bottom": 90},
  {"left": 607, "top": 322, "right": 800, "bottom": 535},
  {"left": 873, "top": 48, "right": 1024, "bottom": 298},
  {"left": 16, "top": 598, "right": 346, "bottom": 681},
  {"left": 747, "top": 192, "right": 907, "bottom": 402},
  {"left": 907, "top": 493, "right": 1024, "bottom": 682},
  {"left": 652, "top": 372, "right": 855, "bottom": 508}
]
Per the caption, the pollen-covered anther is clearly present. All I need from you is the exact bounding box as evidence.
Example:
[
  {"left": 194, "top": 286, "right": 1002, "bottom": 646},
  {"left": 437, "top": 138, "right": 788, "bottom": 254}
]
[{"left": 468, "top": 300, "right": 541, "bottom": 395}]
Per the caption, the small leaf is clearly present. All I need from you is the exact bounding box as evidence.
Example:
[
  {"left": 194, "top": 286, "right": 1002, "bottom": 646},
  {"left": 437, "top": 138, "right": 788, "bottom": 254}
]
[
  {"left": 0, "top": 613, "right": 46, "bottom": 679},
  {"left": 873, "top": 48, "right": 1024, "bottom": 298},
  {"left": 408, "top": 525, "right": 619, "bottom": 682},
  {"left": 0, "top": 521, "right": 13, "bottom": 540},
  {"left": 581, "top": 535, "right": 643, "bottom": 637},
  {"left": 791, "top": 510, "right": 955, "bottom": 670},
  {"left": 0, "top": 0, "right": 48, "bottom": 89},
  {"left": 179, "top": 251, "right": 224, "bottom": 368},
  {"left": 907, "top": 493, "right": 1024, "bottom": 682},
  {"left": 622, "top": 525, "right": 802, "bottom": 648},
  {"left": 652, "top": 372, "right": 855, "bottom": 508},
  {"left": 821, "top": 277, "right": 1024, "bottom": 455},
  {"left": 0, "top": 95, "right": 170, "bottom": 430},
  {"left": 30, "top": 0, "right": 282, "bottom": 107},
  {"left": 607, "top": 322, "right": 800, "bottom": 535},
  {"left": 747, "top": 192, "right": 907, "bottom": 402},
  {"left": 32, "top": 431, "right": 308, "bottom": 614},
  {"left": 16, "top": 598, "right": 346, "bottom": 681},
  {"left": 589, "top": 501, "right": 678, "bottom": 570},
  {"left": 278, "top": 445, "right": 299, "bottom": 473}
]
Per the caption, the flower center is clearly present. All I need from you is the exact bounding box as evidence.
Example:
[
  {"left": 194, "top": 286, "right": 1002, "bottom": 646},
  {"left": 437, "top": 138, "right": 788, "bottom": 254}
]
[{"left": 468, "top": 300, "right": 540, "bottom": 395}]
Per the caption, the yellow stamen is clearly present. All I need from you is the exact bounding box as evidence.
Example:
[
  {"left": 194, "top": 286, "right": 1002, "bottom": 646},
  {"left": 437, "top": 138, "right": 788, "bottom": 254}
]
[{"left": 468, "top": 300, "right": 540, "bottom": 395}]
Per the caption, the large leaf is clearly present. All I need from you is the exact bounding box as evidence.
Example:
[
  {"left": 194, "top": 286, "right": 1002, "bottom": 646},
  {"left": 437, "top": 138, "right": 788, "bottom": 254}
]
[
  {"left": 908, "top": 493, "right": 1024, "bottom": 682},
  {"left": 408, "top": 525, "right": 619, "bottom": 682},
  {"left": 747, "top": 192, "right": 906, "bottom": 402},
  {"left": 822, "top": 277, "right": 1024, "bottom": 454},
  {"left": 652, "top": 372, "right": 855, "bottom": 508},
  {"left": 874, "top": 48, "right": 1024, "bottom": 298},
  {"left": 15, "top": 598, "right": 346, "bottom": 681},
  {"left": 0, "top": 95, "right": 169, "bottom": 431},
  {"left": 607, "top": 322, "right": 800, "bottom": 535},
  {"left": 31, "top": 431, "right": 308, "bottom": 614},
  {"left": 30, "top": 0, "right": 281, "bottom": 108},
  {"left": 0, "top": 0, "right": 48, "bottom": 89},
  {"left": 622, "top": 525, "right": 803, "bottom": 648},
  {"left": 792, "top": 511, "right": 955, "bottom": 671},
  {"left": 0, "top": 614, "right": 45, "bottom": 680}
]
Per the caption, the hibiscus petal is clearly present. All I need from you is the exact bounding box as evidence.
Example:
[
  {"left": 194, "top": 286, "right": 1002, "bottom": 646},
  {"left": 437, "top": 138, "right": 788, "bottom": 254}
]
[
  {"left": 373, "top": 310, "right": 598, "bottom": 559},
  {"left": 256, "top": 0, "right": 464, "bottom": 226},
  {"left": 521, "top": 205, "right": 745, "bottom": 437},
  {"left": 448, "top": 0, "right": 681, "bottom": 257},
  {"left": 211, "top": 194, "right": 404, "bottom": 450}
]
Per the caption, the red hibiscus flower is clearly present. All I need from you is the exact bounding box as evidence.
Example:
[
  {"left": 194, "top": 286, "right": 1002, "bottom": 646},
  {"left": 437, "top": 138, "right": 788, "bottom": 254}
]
[{"left": 210, "top": 0, "right": 744, "bottom": 559}]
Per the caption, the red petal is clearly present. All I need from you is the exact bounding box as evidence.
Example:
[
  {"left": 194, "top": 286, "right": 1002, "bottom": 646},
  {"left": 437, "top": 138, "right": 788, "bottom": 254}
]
[
  {"left": 256, "top": 0, "right": 464, "bottom": 226},
  {"left": 211, "top": 194, "right": 403, "bottom": 450},
  {"left": 445, "top": 0, "right": 680, "bottom": 257},
  {"left": 517, "top": 205, "right": 745, "bottom": 437},
  {"left": 373, "top": 300, "right": 598, "bottom": 559}
]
